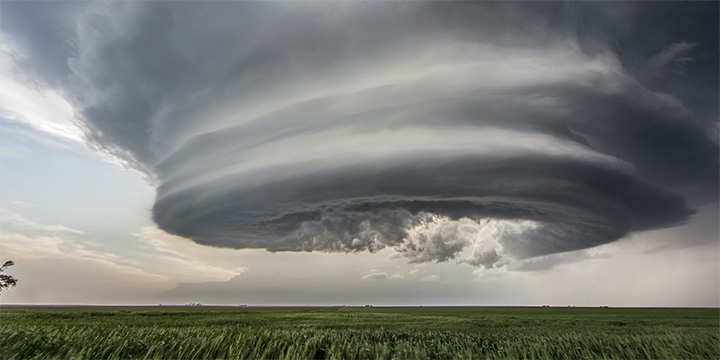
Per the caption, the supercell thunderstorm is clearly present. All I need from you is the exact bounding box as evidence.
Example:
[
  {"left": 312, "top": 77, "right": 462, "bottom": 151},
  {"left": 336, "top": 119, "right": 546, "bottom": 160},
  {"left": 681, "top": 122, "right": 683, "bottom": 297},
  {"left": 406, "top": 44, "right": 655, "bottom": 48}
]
[{"left": 36, "top": 2, "right": 717, "bottom": 267}]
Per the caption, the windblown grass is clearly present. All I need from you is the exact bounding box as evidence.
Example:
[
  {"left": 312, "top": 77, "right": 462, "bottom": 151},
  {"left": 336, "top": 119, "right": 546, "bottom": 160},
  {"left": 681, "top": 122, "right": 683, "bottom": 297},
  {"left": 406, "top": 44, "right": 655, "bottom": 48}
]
[{"left": 1, "top": 306, "right": 717, "bottom": 359}]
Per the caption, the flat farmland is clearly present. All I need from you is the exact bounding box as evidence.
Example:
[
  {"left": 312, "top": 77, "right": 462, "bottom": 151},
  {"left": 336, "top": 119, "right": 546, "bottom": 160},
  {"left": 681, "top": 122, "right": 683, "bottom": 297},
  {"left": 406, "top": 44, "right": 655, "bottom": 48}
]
[{"left": 1, "top": 306, "right": 717, "bottom": 359}]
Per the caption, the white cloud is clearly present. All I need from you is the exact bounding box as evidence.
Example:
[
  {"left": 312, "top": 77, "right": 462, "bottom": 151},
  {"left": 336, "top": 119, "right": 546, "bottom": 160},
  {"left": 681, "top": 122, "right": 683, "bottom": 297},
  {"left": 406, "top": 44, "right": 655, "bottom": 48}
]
[
  {"left": 0, "top": 230, "right": 165, "bottom": 283},
  {"left": 362, "top": 272, "right": 388, "bottom": 280},
  {"left": 0, "top": 214, "right": 247, "bottom": 304},
  {"left": 132, "top": 226, "right": 246, "bottom": 283},
  {"left": 0, "top": 36, "right": 83, "bottom": 144},
  {"left": 420, "top": 274, "right": 439, "bottom": 282},
  {"left": 472, "top": 268, "right": 509, "bottom": 282},
  {"left": 388, "top": 274, "right": 404, "bottom": 281},
  {"left": 0, "top": 213, "right": 158, "bottom": 281},
  {"left": 0, "top": 211, "right": 83, "bottom": 234}
]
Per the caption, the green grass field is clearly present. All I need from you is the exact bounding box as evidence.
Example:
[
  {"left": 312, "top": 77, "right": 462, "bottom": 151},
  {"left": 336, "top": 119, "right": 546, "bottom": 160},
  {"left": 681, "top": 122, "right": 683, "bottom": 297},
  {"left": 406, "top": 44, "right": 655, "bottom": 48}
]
[{"left": 1, "top": 305, "right": 718, "bottom": 359}]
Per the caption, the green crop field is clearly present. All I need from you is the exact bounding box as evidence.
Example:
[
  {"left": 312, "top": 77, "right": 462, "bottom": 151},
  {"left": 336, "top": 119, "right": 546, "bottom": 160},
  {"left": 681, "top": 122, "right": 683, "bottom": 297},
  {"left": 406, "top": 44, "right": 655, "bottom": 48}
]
[{"left": 0, "top": 305, "right": 718, "bottom": 359}]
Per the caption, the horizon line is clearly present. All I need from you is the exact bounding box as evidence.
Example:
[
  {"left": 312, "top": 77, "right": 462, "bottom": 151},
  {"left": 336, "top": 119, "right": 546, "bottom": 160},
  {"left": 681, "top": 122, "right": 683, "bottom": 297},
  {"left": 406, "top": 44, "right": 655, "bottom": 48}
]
[{"left": 1, "top": 303, "right": 718, "bottom": 309}]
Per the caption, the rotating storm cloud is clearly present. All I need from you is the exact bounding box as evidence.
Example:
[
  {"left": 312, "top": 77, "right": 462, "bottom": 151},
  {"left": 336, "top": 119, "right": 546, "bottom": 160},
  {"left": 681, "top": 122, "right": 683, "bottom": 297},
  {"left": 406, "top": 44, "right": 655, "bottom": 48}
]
[{"left": 6, "top": 2, "right": 717, "bottom": 269}]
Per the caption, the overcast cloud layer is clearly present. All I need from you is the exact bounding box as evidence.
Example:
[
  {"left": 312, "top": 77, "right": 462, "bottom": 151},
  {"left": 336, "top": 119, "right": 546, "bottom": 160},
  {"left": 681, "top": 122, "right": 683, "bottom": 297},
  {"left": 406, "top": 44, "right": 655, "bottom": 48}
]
[{"left": 3, "top": 2, "right": 717, "bottom": 269}]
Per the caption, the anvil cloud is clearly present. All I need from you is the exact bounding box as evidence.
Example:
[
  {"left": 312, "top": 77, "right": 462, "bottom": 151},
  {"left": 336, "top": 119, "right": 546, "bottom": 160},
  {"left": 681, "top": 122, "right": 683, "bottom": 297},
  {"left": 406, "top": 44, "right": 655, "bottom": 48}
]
[{"left": 4, "top": 2, "right": 717, "bottom": 268}]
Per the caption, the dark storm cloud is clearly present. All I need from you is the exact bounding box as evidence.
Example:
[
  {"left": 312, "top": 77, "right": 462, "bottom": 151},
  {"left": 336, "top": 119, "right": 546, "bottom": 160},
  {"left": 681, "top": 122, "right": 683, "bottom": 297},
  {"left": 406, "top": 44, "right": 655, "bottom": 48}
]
[
  {"left": 1, "top": 1, "right": 83, "bottom": 83},
  {"left": 4, "top": 2, "right": 717, "bottom": 267}
]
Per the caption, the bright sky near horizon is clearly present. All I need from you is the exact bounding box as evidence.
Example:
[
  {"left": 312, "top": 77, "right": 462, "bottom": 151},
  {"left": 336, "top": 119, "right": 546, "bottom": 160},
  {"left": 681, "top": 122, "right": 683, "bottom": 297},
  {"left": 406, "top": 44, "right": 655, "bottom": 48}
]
[{"left": 0, "top": 1, "right": 718, "bottom": 306}]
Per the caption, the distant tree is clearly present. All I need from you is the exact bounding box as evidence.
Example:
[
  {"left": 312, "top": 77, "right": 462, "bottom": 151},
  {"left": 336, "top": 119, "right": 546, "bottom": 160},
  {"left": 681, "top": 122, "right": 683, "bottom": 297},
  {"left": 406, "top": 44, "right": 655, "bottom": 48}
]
[{"left": 0, "top": 260, "right": 18, "bottom": 295}]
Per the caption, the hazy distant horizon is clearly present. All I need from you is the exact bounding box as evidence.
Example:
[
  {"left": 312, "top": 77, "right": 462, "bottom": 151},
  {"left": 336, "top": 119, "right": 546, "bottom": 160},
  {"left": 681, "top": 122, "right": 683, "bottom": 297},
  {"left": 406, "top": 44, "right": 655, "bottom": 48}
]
[{"left": 2, "top": 304, "right": 719, "bottom": 309}]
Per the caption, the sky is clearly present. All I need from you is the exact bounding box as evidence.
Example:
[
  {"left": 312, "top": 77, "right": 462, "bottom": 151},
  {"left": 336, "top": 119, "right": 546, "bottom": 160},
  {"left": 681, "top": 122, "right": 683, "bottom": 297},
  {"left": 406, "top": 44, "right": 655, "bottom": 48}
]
[{"left": 0, "top": 1, "right": 718, "bottom": 307}]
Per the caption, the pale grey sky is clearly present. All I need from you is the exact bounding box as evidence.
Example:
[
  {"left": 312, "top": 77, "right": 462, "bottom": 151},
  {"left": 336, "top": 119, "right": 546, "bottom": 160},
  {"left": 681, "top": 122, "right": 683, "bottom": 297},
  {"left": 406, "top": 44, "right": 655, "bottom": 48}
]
[{"left": 0, "top": 1, "right": 717, "bottom": 306}]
